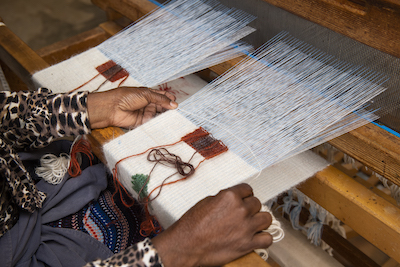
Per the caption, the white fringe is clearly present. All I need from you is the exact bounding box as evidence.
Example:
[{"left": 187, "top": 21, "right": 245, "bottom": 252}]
[
  {"left": 377, "top": 173, "right": 400, "bottom": 205},
  {"left": 35, "top": 153, "right": 70, "bottom": 185},
  {"left": 255, "top": 204, "right": 285, "bottom": 261}
]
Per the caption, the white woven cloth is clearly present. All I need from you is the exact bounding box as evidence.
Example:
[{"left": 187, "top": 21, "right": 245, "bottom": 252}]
[
  {"left": 104, "top": 110, "right": 328, "bottom": 228},
  {"left": 32, "top": 48, "right": 142, "bottom": 93},
  {"left": 32, "top": 46, "right": 208, "bottom": 104}
]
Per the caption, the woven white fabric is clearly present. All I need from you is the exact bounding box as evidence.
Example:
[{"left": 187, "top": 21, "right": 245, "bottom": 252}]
[
  {"left": 104, "top": 110, "right": 328, "bottom": 228},
  {"left": 32, "top": 48, "right": 142, "bottom": 93},
  {"left": 32, "top": 46, "right": 209, "bottom": 102}
]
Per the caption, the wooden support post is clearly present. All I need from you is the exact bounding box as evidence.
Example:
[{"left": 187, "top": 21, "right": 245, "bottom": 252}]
[
  {"left": 0, "top": 18, "right": 49, "bottom": 89},
  {"left": 297, "top": 166, "right": 400, "bottom": 262}
]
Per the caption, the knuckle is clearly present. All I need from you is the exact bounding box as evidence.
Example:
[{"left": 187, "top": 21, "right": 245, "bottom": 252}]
[{"left": 218, "top": 189, "right": 237, "bottom": 201}]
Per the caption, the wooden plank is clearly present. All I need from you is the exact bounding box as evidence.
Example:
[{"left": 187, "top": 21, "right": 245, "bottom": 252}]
[
  {"left": 297, "top": 165, "right": 400, "bottom": 262},
  {"left": 329, "top": 123, "right": 400, "bottom": 187},
  {"left": 322, "top": 226, "right": 380, "bottom": 267},
  {"left": 278, "top": 200, "right": 379, "bottom": 267},
  {"left": 0, "top": 61, "right": 29, "bottom": 91},
  {"left": 261, "top": 0, "right": 400, "bottom": 59},
  {"left": 223, "top": 252, "right": 272, "bottom": 267},
  {"left": 86, "top": 127, "right": 126, "bottom": 164},
  {"left": 0, "top": 19, "right": 49, "bottom": 89},
  {"left": 382, "top": 258, "right": 400, "bottom": 267},
  {"left": 99, "top": 21, "right": 124, "bottom": 36},
  {"left": 36, "top": 27, "right": 109, "bottom": 65},
  {"left": 352, "top": 176, "right": 398, "bottom": 206},
  {"left": 91, "top": 0, "right": 158, "bottom": 21}
]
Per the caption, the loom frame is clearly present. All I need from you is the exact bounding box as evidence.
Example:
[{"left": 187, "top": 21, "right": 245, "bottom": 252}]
[{"left": 1, "top": 0, "right": 400, "bottom": 265}]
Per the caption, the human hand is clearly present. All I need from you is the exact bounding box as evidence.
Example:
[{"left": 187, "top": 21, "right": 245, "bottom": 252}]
[
  {"left": 87, "top": 87, "right": 177, "bottom": 129},
  {"left": 152, "top": 183, "right": 273, "bottom": 267}
]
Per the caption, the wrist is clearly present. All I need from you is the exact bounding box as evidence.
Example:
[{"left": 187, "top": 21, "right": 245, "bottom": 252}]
[
  {"left": 152, "top": 226, "right": 201, "bottom": 267},
  {"left": 86, "top": 91, "right": 115, "bottom": 129}
]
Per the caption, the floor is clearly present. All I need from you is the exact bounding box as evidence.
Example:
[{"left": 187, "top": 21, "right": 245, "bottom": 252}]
[{"left": 0, "top": 0, "right": 106, "bottom": 50}]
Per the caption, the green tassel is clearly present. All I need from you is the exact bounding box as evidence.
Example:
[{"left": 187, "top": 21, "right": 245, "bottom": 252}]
[{"left": 131, "top": 174, "right": 149, "bottom": 199}]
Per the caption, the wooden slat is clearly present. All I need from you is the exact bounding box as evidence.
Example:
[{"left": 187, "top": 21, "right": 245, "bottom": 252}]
[
  {"left": 277, "top": 200, "right": 379, "bottom": 267},
  {"left": 91, "top": 0, "right": 158, "bottom": 21},
  {"left": 0, "top": 61, "right": 29, "bottom": 91},
  {"left": 297, "top": 166, "right": 400, "bottom": 263},
  {"left": 223, "top": 252, "right": 272, "bottom": 267},
  {"left": 0, "top": 20, "right": 49, "bottom": 89},
  {"left": 261, "top": 0, "right": 400, "bottom": 59},
  {"left": 329, "top": 123, "right": 400, "bottom": 187},
  {"left": 99, "top": 21, "right": 124, "bottom": 36},
  {"left": 322, "top": 226, "right": 380, "bottom": 267},
  {"left": 36, "top": 27, "right": 110, "bottom": 65},
  {"left": 86, "top": 127, "right": 126, "bottom": 164}
]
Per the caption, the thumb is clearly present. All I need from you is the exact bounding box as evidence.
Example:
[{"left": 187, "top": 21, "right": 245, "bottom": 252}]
[{"left": 141, "top": 89, "right": 178, "bottom": 109}]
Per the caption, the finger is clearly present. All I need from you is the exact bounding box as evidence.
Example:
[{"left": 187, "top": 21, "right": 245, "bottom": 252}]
[
  {"left": 165, "top": 91, "right": 176, "bottom": 101},
  {"left": 135, "top": 108, "right": 145, "bottom": 127},
  {"left": 149, "top": 88, "right": 177, "bottom": 102},
  {"left": 156, "top": 104, "right": 164, "bottom": 113},
  {"left": 250, "top": 212, "right": 273, "bottom": 233},
  {"left": 142, "top": 103, "right": 158, "bottom": 124},
  {"left": 243, "top": 196, "right": 262, "bottom": 215},
  {"left": 251, "top": 232, "right": 273, "bottom": 249},
  {"left": 227, "top": 183, "right": 254, "bottom": 199}
]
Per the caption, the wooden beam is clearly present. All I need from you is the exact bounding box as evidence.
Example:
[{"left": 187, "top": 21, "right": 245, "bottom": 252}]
[
  {"left": 0, "top": 20, "right": 49, "bottom": 89},
  {"left": 223, "top": 252, "right": 272, "bottom": 267},
  {"left": 328, "top": 123, "right": 400, "bottom": 187},
  {"left": 261, "top": 0, "right": 400, "bottom": 59},
  {"left": 86, "top": 127, "right": 126, "bottom": 164},
  {"left": 91, "top": 0, "right": 158, "bottom": 22},
  {"left": 36, "top": 27, "right": 110, "bottom": 65},
  {"left": 297, "top": 166, "right": 400, "bottom": 262}
]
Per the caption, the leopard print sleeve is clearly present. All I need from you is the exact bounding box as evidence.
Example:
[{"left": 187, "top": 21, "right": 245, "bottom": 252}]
[
  {"left": 0, "top": 88, "right": 90, "bottom": 238},
  {"left": 85, "top": 238, "right": 163, "bottom": 267},
  {"left": 0, "top": 88, "right": 91, "bottom": 151}
]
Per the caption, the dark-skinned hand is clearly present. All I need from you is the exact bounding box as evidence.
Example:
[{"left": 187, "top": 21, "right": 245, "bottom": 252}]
[
  {"left": 87, "top": 87, "right": 177, "bottom": 129},
  {"left": 152, "top": 183, "right": 273, "bottom": 267}
]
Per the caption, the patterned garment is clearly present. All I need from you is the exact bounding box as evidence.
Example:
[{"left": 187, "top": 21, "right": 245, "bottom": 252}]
[
  {"left": 0, "top": 88, "right": 90, "bottom": 237},
  {"left": 0, "top": 89, "right": 163, "bottom": 266},
  {"left": 46, "top": 176, "right": 154, "bottom": 254},
  {"left": 85, "top": 238, "right": 162, "bottom": 267}
]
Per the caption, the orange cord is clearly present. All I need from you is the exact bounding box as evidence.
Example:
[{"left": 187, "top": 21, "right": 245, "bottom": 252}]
[{"left": 68, "top": 139, "right": 94, "bottom": 177}]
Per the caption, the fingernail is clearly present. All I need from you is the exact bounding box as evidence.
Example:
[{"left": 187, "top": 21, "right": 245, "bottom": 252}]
[{"left": 170, "top": 101, "right": 178, "bottom": 109}]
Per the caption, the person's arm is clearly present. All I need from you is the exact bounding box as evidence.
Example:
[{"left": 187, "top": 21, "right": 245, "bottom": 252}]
[
  {"left": 0, "top": 88, "right": 90, "bottom": 151},
  {"left": 0, "top": 87, "right": 176, "bottom": 238},
  {"left": 84, "top": 184, "right": 273, "bottom": 267}
]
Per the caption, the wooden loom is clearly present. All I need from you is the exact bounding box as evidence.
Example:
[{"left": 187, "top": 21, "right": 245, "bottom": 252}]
[{"left": 1, "top": 0, "right": 400, "bottom": 266}]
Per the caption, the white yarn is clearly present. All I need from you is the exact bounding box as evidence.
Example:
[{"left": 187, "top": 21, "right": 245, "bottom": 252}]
[
  {"left": 104, "top": 30, "right": 387, "bottom": 233},
  {"left": 343, "top": 153, "right": 357, "bottom": 169},
  {"left": 261, "top": 205, "right": 285, "bottom": 242},
  {"left": 33, "top": 0, "right": 254, "bottom": 93},
  {"left": 377, "top": 173, "right": 400, "bottom": 205},
  {"left": 35, "top": 136, "right": 82, "bottom": 185},
  {"left": 35, "top": 153, "right": 70, "bottom": 185},
  {"left": 179, "top": 32, "right": 385, "bottom": 171},
  {"left": 255, "top": 205, "right": 285, "bottom": 261},
  {"left": 97, "top": 0, "right": 256, "bottom": 87},
  {"left": 254, "top": 248, "right": 270, "bottom": 261}
]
